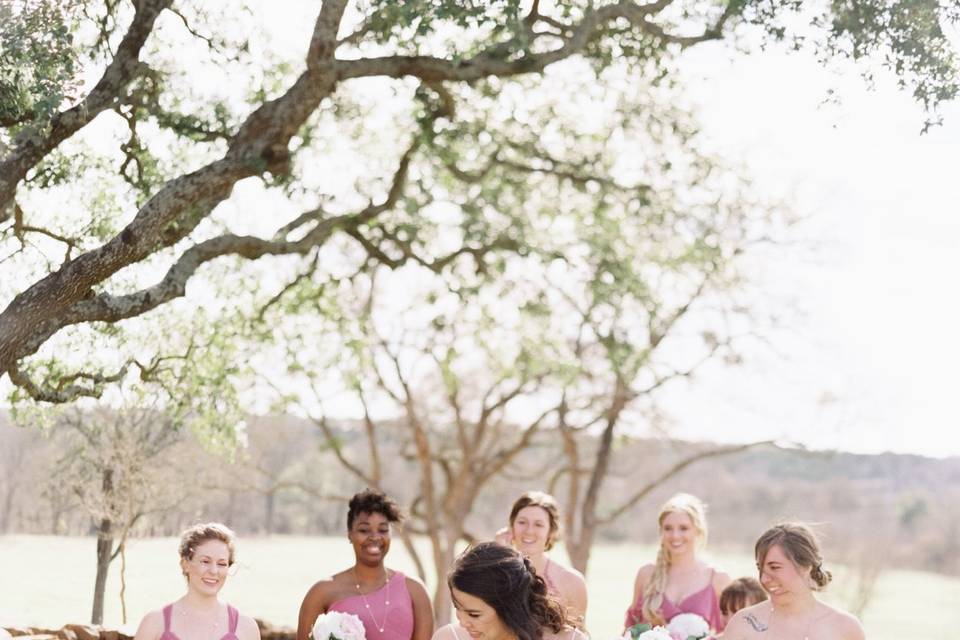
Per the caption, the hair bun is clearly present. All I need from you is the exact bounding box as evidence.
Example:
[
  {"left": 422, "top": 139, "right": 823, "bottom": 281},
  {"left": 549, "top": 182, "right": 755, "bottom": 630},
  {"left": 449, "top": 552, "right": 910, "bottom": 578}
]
[{"left": 810, "top": 564, "right": 833, "bottom": 589}]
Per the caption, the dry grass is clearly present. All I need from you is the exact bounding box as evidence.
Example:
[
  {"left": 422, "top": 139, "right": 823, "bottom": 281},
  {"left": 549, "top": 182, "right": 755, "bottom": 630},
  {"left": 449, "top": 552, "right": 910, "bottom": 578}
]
[{"left": 2, "top": 535, "right": 958, "bottom": 639}]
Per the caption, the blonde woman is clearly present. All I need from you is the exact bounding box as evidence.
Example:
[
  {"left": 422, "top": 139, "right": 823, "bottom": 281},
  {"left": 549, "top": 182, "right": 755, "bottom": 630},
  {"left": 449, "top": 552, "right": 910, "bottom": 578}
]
[
  {"left": 495, "top": 491, "right": 587, "bottom": 627},
  {"left": 624, "top": 493, "right": 730, "bottom": 633},
  {"left": 722, "top": 523, "right": 865, "bottom": 640},
  {"left": 133, "top": 523, "right": 261, "bottom": 640}
]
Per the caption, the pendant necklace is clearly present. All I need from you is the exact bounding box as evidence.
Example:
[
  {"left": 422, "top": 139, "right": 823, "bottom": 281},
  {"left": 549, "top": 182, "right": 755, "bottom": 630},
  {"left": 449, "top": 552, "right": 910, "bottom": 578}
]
[{"left": 353, "top": 568, "right": 391, "bottom": 633}]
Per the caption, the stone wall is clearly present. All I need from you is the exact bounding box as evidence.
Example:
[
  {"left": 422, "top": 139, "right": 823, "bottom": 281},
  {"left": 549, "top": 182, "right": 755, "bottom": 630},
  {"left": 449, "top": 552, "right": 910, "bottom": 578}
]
[{"left": 1, "top": 621, "right": 294, "bottom": 640}]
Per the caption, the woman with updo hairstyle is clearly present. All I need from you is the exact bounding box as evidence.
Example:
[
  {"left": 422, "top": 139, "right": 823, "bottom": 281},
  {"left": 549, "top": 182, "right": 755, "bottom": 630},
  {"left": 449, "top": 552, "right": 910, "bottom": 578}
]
[
  {"left": 624, "top": 493, "right": 730, "bottom": 633},
  {"left": 297, "top": 489, "right": 433, "bottom": 640},
  {"left": 133, "top": 523, "right": 261, "bottom": 640},
  {"left": 722, "top": 522, "right": 865, "bottom": 640},
  {"left": 432, "top": 542, "right": 587, "bottom": 640},
  {"left": 494, "top": 491, "right": 588, "bottom": 627}
]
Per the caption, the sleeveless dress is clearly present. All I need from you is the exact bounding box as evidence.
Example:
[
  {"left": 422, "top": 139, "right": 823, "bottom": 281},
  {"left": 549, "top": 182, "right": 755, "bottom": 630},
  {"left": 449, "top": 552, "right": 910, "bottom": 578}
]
[
  {"left": 624, "top": 571, "right": 724, "bottom": 632},
  {"left": 160, "top": 603, "right": 241, "bottom": 640},
  {"left": 542, "top": 558, "right": 560, "bottom": 598},
  {"left": 329, "top": 571, "right": 414, "bottom": 640}
]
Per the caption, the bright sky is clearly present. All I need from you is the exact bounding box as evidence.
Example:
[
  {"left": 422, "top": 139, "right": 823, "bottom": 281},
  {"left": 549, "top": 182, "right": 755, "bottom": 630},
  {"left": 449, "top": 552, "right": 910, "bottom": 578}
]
[
  {"left": 5, "top": 4, "right": 957, "bottom": 460},
  {"left": 656, "top": 42, "right": 960, "bottom": 458}
]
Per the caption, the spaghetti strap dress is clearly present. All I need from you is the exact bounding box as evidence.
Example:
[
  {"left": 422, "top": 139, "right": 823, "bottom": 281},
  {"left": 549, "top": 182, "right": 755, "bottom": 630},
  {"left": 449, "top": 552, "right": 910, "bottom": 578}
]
[
  {"left": 160, "top": 603, "right": 241, "bottom": 640},
  {"left": 624, "top": 570, "right": 724, "bottom": 632}
]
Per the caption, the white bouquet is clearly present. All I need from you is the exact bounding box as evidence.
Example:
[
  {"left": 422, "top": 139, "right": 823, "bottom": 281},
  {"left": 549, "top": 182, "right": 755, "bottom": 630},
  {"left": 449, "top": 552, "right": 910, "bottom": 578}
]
[
  {"left": 311, "top": 611, "right": 366, "bottom": 640},
  {"left": 666, "top": 613, "right": 710, "bottom": 640},
  {"left": 628, "top": 628, "right": 673, "bottom": 640}
]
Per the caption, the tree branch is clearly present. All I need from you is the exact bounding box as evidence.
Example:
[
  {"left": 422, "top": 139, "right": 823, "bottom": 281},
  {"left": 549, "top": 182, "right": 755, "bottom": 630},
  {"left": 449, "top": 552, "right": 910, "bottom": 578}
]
[
  {"left": 597, "top": 440, "right": 773, "bottom": 525},
  {"left": 0, "top": 0, "right": 173, "bottom": 214}
]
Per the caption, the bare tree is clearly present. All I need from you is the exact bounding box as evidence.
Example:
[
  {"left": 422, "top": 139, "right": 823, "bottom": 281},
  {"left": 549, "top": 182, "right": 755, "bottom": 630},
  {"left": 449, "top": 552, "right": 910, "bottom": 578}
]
[{"left": 52, "top": 403, "right": 184, "bottom": 624}]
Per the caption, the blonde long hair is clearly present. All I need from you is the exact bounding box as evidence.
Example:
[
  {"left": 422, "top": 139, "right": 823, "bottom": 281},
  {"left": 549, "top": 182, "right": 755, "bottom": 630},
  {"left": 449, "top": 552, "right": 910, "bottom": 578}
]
[{"left": 641, "top": 493, "right": 708, "bottom": 625}]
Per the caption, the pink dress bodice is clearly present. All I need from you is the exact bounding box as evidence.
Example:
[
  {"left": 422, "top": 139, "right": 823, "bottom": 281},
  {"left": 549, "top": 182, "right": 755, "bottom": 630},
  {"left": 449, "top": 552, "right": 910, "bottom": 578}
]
[
  {"left": 160, "top": 603, "right": 240, "bottom": 640},
  {"left": 329, "top": 571, "right": 414, "bottom": 640},
  {"left": 625, "top": 573, "right": 724, "bottom": 632}
]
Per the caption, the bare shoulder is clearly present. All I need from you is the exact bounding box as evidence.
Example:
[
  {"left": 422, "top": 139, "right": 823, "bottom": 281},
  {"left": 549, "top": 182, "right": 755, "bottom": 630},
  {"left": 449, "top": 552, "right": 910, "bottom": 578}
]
[
  {"left": 724, "top": 602, "right": 771, "bottom": 639},
  {"left": 710, "top": 567, "right": 732, "bottom": 592},
  {"left": 236, "top": 612, "right": 262, "bottom": 640},
  {"left": 133, "top": 609, "right": 165, "bottom": 640},
  {"left": 404, "top": 573, "right": 430, "bottom": 597},
  {"left": 556, "top": 560, "right": 586, "bottom": 581},
  {"left": 550, "top": 560, "right": 586, "bottom": 586},
  {"left": 636, "top": 563, "right": 656, "bottom": 582},
  {"left": 301, "top": 574, "right": 340, "bottom": 604},
  {"left": 430, "top": 623, "right": 459, "bottom": 640},
  {"left": 825, "top": 606, "right": 865, "bottom": 640}
]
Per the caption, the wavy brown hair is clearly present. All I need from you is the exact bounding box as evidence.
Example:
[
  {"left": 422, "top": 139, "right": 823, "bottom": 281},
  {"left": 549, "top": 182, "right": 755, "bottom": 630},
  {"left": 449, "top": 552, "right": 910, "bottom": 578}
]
[
  {"left": 508, "top": 491, "right": 561, "bottom": 551},
  {"left": 449, "top": 542, "right": 566, "bottom": 640},
  {"left": 755, "top": 522, "right": 833, "bottom": 590}
]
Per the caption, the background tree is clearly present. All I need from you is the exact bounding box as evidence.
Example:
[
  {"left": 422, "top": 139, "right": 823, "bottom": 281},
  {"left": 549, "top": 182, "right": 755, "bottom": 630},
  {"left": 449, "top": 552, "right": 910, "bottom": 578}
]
[
  {"left": 253, "top": 65, "right": 786, "bottom": 616},
  {"left": 44, "top": 403, "right": 177, "bottom": 624}
]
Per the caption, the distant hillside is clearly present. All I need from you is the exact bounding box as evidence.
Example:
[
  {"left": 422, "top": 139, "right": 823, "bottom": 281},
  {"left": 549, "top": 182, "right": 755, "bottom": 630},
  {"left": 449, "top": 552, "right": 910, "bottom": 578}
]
[{"left": 2, "top": 412, "right": 957, "bottom": 575}]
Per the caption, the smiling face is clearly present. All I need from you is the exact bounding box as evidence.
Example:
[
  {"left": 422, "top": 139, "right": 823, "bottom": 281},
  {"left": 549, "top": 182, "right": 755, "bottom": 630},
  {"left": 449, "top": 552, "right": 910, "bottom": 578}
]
[
  {"left": 510, "top": 505, "right": 553, "bottom": 556},
  {"left": 349, "top": 510, "right": 391, "bottom": 566},
  {"left": 758, "top": 544, "right": 811, "bottom": 600},
  {"left": 451, "top": 587, "right": 513, "bottom": 640},
  {"left": 180, "top": 539, "right": 231, "bottom": 597},
  {"left": 659, "top": 510, "right": 699, "bottom": 558}
]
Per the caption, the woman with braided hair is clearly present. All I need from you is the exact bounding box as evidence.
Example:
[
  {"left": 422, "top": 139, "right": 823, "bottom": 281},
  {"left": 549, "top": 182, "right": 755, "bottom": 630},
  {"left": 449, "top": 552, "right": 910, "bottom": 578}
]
[
  {"left": 432, "top": 542, "right": 587, "bottom": 640},
  {"left": 624, "top": 493, "right": 730, "bottom": 633},
  {"left": 721, "top": 523, "right": 865, "bottom": 640}
]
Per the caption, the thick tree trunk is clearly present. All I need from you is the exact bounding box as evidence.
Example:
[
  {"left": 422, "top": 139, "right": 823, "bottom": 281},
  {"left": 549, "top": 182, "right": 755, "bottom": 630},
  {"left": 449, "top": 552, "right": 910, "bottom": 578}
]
[
  {"left": 430, "top": 527, "right": 458, "bottom": 625},
  {"left": 566, "top": 527, "right": 594, "bottom": 575}
]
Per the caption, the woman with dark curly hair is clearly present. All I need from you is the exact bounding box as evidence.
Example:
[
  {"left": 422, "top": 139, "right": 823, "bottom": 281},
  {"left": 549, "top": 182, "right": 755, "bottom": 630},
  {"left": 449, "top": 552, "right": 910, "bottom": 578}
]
[
  {"left": 297, "top": 490, "right": 434, "bottom": 640},
  {"left": 432, "top": 542, "right": 587, "bottom": 640},
  {"left": 721, "top": 523, "right": 865, "bottom": 640}
]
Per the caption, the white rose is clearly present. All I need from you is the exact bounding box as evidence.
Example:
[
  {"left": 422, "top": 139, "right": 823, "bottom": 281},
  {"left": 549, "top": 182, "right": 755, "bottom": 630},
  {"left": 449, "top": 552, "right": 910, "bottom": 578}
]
[
  {"left": 667, "top": 613, "right": 710, "bottom": 639},
  {"left": 635, "top": 627, "right": 674, "bottom": 640},
  {"left": 312, "top": 612, "right": 366, "bottom": 640}
]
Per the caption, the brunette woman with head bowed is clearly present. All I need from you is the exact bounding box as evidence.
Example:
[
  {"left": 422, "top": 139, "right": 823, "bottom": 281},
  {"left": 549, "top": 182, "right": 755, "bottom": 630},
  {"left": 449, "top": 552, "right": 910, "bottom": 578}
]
[
  {"left": 297, "top": 490, "right": 434, "bottom": 640},
  {"left": 494, "top": 492, "right": 588, "bottom": 627},
  {"left": 432, "top": 542, "right": 587, "bottom": 640},
  {"left": 624, "top": 493, "right": 730, "bottom": 634},
  {"left": 722, "top": 523, "right": 865, "bottom": 640},
  {"left": 133, "top": 523, "right": 261, "bottom": 640}
]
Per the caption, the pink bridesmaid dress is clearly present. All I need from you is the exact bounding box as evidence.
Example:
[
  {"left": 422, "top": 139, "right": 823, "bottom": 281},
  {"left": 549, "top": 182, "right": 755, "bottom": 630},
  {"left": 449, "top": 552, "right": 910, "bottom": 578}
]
[
  {"left": 624, "top": 571, "right": 724, "bottom": 632},
  {"left": 329, "top": 571, "right": 415, "bottom": 640}
]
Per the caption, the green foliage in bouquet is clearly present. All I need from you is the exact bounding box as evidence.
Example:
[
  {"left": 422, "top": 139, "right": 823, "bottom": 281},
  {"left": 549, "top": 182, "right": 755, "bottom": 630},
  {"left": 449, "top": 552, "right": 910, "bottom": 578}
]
[{"left": 626, "top": 623, "right": 653, "bottom": 639}]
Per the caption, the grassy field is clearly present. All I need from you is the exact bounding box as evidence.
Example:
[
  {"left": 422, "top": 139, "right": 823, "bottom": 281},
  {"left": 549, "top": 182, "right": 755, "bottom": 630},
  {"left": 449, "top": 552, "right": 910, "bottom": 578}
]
[{"left": 2, "top": 535, "right": 959, "bottom": 639}]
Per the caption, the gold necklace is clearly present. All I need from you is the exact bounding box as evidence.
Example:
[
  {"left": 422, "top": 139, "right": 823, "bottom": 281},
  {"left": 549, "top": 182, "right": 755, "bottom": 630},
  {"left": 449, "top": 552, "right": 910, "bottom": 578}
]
[{"left": 352, "top": 568, "right": 391, "bottom": 633}]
